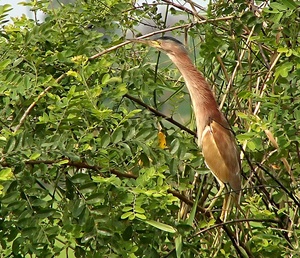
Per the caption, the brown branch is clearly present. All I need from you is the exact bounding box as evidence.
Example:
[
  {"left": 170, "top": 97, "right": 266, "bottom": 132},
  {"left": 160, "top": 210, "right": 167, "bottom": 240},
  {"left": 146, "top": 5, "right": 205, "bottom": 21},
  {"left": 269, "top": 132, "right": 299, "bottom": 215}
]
[
  {"left": 1, "top": 158, "right": 254, "bottom": 256},
  {"left": 14, "top": 73, "right": 66, "bottom": 133},
  {"left": 4, "top": 156, "right": 258, "bottom": 256},
  {"left": 194, "top": 218, "right": 280, "bottom": 236},
  {"left": 14, "top": 16, "right": 235, "bottom": 132},
  {"left": 1, "top": 158, "right": 207, "bottom": 211},
  {"left": 14, "top": 86, "right": 52, "bottom": 132},
  {"left": 124, "top": 94, "right": 197, "bottom": 137},
  {"left": 88, "top": 16, "right": 234, "bottom": 60},
  {"left": 167, "top": 188, "right": 206, "bottom": 213},
  {"left": 257, "top": 163, "right": 300, "bottom": 208},
  {"left": 221, "top": 220, "right": 254, "bottom": 258},
  {"left": 161, "top": 0, "right": 206, "bottom": 17}
]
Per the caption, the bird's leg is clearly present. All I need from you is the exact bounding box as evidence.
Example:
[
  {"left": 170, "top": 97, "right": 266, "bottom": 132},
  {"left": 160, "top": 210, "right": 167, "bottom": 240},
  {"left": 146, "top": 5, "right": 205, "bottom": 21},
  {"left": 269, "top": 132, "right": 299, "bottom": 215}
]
[
  {"left": 220, "top": 187, "right": 232, "bottom": 222},
  {"left": 205, "top": 180, "right": 225, "bottom": 213}
]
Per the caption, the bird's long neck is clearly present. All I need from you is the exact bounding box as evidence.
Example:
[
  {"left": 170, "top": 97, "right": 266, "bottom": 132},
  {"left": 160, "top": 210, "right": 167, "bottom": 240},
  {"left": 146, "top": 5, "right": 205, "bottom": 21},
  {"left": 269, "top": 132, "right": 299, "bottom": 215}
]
[{"left": 167, "top": 53, "right": 227, "bottom": 145}]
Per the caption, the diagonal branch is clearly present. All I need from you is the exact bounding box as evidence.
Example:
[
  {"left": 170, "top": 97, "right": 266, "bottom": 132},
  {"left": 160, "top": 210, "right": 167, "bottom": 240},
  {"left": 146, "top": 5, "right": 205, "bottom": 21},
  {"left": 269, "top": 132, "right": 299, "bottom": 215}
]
[
  {"left": 88, "top": 16, "right": 234, "bottom": 60},
  {"left": 13, "top": 73, "right": 66, "bottom": 133},
  {"left": 14, "top": 16, "right": 235, "bottom": 133},
  {"left": 1, "top": 159, "right": 205, "bottom": 212},
  {"left": 1, "top": 158, "right": 252, "bottom": 256},
  {"left": 124, "top": 93, "right": 197, "bottom": 137},
  {"left": 257, "top": 163, "right": 300, "bottom": 208}
]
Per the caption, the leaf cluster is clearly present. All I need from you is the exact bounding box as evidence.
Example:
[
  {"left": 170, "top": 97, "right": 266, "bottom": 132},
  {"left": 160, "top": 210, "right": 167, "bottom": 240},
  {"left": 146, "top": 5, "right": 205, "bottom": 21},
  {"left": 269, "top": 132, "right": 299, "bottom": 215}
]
[{"left": 0, "top": 0, "right": 300, "bottom": 257}]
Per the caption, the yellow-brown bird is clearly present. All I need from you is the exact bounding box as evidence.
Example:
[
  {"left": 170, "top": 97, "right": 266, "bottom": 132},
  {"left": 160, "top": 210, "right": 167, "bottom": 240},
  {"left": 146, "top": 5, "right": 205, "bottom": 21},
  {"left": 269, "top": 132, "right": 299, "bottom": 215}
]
[{"left": 130, "top": 36, "right": 241, "bottom": 220}]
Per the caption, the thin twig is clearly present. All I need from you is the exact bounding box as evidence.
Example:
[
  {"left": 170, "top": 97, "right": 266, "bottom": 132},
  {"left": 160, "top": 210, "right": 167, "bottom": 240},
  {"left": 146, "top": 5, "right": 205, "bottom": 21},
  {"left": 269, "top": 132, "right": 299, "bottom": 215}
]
[
  {"left": 14, "top": 86, "right": 52, "bottom": 132},
  {"left": 194, "top": 217, "right": 280, "bottom": 236},
  {"left": 256, "top": 163, "right": 300, "bottom": 207},
  {"left": 124, "top": 93, "right": 197, "bottom": 137},
  {"left": 3, "top": 157, "right": 251, "bottom": 254},
  {"left": 1, "top": 159, "right": 207, "bottom": 213},
  {"left": 253, "top": 52, "right": 281, "bottom": 115},
  {"left": 14, "top": 73, "right": 66, "bottom": 132},
  {"left": 219, "top": 26, "right": 255, "bottom": 110},
  {"left": 162, "top": 0, "right": 207, "bottom": 14},
  {"left": 264, "top": 129, "right": 294, "bottom": 183},
  {"left": 88, "top": 16, "right": 235, "bottom": 60},
  {"left": 240, "top": 52, "right": 281, "bottom": 158}
]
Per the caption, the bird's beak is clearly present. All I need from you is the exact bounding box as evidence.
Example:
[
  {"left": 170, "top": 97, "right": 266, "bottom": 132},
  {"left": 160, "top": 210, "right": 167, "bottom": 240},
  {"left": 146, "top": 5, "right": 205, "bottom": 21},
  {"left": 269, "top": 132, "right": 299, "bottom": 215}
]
[{"left": 128, "top": 38, "right": 160, "bottom": 48}]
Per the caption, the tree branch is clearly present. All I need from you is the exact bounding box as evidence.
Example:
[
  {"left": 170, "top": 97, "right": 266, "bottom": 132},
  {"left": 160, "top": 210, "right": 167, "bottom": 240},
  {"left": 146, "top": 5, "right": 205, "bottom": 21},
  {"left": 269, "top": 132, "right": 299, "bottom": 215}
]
[
  {"left": 256, "top": 163, "right": 300, "bottom": 208},
  {"left": 14, "top": 73, "right": 66, "bottom": 133},
  {"left": 88, "top": 16, "right": 234, "bottom": 60},
  {"left": 124, "top": 94, "right": 197, "bottom": 137},
  {"left": 1, "top": 159, "right": 206, "bottom": 212},
  {"left": 1, "top": 157, "right": 255, "bottom": 256}
]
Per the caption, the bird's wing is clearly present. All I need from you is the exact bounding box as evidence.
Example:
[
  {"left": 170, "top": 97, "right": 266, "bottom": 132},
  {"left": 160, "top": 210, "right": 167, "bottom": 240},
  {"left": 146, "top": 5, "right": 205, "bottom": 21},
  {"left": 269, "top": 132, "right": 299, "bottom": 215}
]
[{"left": 201, "top": 119, "right": 241, "bottom": 191}]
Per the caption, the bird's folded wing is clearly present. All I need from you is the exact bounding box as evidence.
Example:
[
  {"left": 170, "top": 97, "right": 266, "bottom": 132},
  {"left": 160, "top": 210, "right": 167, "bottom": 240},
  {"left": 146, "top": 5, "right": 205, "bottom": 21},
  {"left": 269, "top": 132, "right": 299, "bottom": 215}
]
[{"left": 201, "top": 120, "right": 241, "bottom": 191}]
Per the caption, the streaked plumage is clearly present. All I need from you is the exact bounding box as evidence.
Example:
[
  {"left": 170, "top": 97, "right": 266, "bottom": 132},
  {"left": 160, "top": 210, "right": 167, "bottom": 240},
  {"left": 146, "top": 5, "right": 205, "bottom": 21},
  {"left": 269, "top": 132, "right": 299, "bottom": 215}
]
[{"left": 130, "top": 37, "right": 241, "bottom": 219}]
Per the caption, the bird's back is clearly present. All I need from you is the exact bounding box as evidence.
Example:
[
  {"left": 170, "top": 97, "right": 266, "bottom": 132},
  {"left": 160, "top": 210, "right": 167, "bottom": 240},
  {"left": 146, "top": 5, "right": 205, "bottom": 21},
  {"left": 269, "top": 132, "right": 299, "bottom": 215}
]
[{"left": 201, "top": 119, "right": 241, "bottom": 192}]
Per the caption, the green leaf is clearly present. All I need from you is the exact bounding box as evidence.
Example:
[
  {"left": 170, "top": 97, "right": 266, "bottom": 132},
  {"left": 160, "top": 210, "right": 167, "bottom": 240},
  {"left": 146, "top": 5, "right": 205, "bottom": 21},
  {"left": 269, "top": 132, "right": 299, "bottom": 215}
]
[
  {"left": 36, "top": 209, "right": 56, "bottom": 219},
  {"left": 122, "top": 109, "right": 142, "bottom": 122},
  {"left": 121, "top": 211, "right": 134, "bottom": 219},
  {"left": 4, "top": 136, "right": 15, "bottom": 154},
  {"left": 111, "top": 127, "right": 123, "bottom": 144},
  {"left": 136, "top": 128, "right": 153, "bottom": 140},
  {"left": 0, "top": 4, "right": 12, "bottom": 14},
  {"left": 275, "top": 61, "right": 293, "bottom": 79},
  {"left": 124, "top": 127, "right": 136, "bottom": 140},
  {"left": 237, "top": 90, "right": 252, "bottom": 99},
  {"left": 122, "top": 206, "right": 133, "bottom": 212},
  {"left": 1, "top": 192, "right": 19, "bottom": 204},
  {"left": 92, "top": 175, "right": 122, "bottom": 187},
  {"left": 270, "top": 2, "right": 287, "bottom": 11},
  {"left": 236, "top": 112, "right": 249, "bottom": 119},
  {"left": 97, "top": 228, "right": 113, "bottom": 237},
  {"left": 170, "top": 138, "right": 180, "bottom": 155},
  {"left": 72, "top": 199, "right": 86, "bottom": 217},
  {"left": 71, "top": 173, "right": 90, "bottom": 184},
  {"left": 247, "top": 141, "right": 256, "bottom": 151},
  {"left": 134, "top": 206, "right": 145, "bottom": 214},
  {"left": 115, "top": 83, "right": 128, "bottom": 98},
  {"left": 29, "top": 152, "right": 41, "bottom": 160},
  {"left": 56, "top": 159, "right": 69, "bottom": 165},
  {"left": 175, "top": 235, "right": 182, "bottom": 258},
  {"left": 135, "top": 213, "right": 146, "bottom": 220},
  {"left": 0, "top": 168, "right": 13, "bottom": 181},
  {"left": 282, "top": 0, "right": 298, "bottom": 9},
  {"left": 144, "top": 220, "right": 176, "bottom": 233},
  {"left": 101, "top": 133, "right": 110, "bottom": 148},
  {"left": 101, "top": 74, "right": 110, "bottom": 84},
  {"left": 79, "top": 182, "right": 97, "bottom": 194},
  {"left": 91, "top": 85, "right": 102, "bottom": 98},
  {"left": 12, "top": 58, "right": 23, "bottom": 67},
  {"left": 23, "top": 75, "right": 31, "bottom": 89},
  {"left": 0, "top": 59, "right": 11, "bottom": 70},
  {"left": 277, "top": 47, "right": 289, "bottom": 53},
  {"left": 129, "top": 213, "right": 135, "bottom": 220},
  {"left": 186, "top": 182, "right": 202, "bottom": 226}
]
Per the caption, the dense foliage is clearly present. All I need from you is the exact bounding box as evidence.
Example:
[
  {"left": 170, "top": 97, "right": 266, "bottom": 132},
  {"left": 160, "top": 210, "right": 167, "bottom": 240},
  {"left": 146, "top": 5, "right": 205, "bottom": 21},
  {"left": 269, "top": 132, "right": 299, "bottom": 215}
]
[{"left": 0, "top": 0, "right": 300, "bottom": 257}]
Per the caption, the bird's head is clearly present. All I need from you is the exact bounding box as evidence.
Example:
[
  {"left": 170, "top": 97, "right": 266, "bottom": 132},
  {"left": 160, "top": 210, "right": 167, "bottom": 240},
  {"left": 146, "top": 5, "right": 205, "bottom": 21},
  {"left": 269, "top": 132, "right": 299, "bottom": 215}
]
[{"left": 129, "top": 36, "right": 187, "bottom": 56}]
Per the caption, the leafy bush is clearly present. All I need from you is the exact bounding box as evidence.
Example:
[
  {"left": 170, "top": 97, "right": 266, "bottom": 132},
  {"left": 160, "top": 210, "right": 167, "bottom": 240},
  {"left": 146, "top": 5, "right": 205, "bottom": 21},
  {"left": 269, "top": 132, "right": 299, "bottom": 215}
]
[{"left": 0, "top": 0, "right": 299, "bottom": 257}]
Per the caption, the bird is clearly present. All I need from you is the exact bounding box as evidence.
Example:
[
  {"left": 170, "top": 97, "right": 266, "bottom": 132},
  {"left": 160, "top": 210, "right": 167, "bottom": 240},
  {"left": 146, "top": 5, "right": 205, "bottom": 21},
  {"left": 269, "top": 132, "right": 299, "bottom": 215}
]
[{"left": 129, "top": 36, "right": 241, "bottom": 220}]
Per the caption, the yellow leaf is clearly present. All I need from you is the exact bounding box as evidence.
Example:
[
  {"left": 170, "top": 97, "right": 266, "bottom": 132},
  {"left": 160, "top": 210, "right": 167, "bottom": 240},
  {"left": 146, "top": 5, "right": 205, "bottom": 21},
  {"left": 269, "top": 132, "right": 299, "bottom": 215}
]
[
  {"left": 66, "top": 70, "right": 78, "bottom": 78},
  {"left": 0, "top": 168, "right": 13, "bottom": 181},
  {"left": 157, "top": 132, "right": 166, "bottom": 149}
]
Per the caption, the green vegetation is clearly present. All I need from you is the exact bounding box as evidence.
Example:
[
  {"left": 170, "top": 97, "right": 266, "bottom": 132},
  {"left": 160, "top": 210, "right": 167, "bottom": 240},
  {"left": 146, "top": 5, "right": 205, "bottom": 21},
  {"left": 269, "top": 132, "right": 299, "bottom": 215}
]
[{"left": 0, "top": 0, "right": 299, "bottom": 257}]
